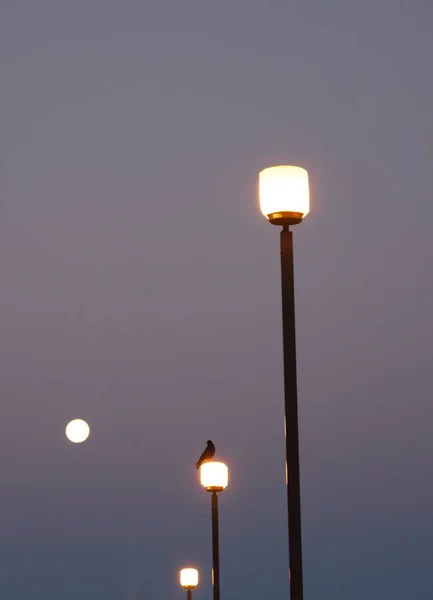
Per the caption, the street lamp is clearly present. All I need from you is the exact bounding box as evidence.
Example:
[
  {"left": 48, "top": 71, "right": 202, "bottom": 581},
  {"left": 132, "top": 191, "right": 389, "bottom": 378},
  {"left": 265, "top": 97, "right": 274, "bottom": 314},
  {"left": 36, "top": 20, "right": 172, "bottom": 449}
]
[
  {"left": 258, "top": 165, "right": 310, "bottom": 600},
  {"left": 200, "top": 461, "right": 229, "bottom": 600},
  {"left": 180, "top": 567, "right": 199, "bottom": 600}
]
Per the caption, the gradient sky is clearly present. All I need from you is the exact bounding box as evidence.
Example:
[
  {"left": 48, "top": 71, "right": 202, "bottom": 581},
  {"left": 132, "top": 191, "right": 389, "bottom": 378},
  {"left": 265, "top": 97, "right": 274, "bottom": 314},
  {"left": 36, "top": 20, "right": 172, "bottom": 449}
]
[{"left": 1, "top": 1, "right": 433, "bottom": 598}]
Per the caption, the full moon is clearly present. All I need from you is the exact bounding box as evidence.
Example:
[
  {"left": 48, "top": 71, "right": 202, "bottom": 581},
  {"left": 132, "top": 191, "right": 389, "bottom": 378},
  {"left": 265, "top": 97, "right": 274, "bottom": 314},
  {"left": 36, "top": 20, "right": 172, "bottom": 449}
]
[{"left": 65, "top": 419, "right": 90, "bottom": 443}]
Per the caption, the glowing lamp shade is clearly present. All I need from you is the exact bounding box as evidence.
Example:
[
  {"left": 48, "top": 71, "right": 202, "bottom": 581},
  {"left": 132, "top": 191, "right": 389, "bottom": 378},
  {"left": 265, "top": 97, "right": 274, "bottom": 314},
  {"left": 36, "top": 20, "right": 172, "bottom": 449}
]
[
  {"left": 200, "top": 461, "right": 229, "bottom": 492},
  {"left": 65, "top": 419, "right": 90, "bottom": 443},
  {"left": 259, "top": 165, "right": 309, "bottom": 225},
  {"left": 180, "top": 568, "right": 199, "bottom": 589}
]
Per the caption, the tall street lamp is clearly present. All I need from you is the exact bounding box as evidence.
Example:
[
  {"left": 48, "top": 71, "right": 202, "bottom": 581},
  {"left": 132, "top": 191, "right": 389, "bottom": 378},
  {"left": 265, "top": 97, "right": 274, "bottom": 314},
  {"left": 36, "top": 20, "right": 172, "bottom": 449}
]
[
  {"left": 180, "top": 567, "right": 199, "bottom": 600},
  {"left": 200, "top": 461, "right": 229, "bottom": 600},
  {"left": 258, "top": 165, "right": 310, "bottom": 600}
]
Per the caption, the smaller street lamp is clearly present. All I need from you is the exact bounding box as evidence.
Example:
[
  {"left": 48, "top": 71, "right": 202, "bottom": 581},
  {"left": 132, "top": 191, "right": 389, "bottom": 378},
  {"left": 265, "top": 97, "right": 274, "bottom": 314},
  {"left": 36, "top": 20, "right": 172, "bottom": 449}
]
[
  {"left": 180, "top": 567, "right": 199, "bottom": 600},
  {"left": 200, "top": 462, "right": 229, "bottom": 600}
]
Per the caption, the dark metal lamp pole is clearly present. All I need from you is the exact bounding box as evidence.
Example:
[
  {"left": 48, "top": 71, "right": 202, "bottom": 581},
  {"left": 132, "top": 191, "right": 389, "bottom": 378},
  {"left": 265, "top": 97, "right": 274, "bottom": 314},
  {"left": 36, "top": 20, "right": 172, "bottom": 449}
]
[
  {"left": 280, "top": 223, "right": 303, "bottom": 600},
  {"left": 258, "top": 165, "right": 310, "bottom": 600},
  {"left": 211, "top": 491, "right": 221, "bottom": 600}
]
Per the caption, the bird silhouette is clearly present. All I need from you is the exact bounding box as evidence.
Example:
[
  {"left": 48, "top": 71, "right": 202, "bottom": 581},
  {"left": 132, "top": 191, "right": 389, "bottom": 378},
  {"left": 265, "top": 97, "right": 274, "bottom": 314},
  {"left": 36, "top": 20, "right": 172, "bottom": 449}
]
[{"left": 195, "top": 440, "right": 215, "bottom": 469}]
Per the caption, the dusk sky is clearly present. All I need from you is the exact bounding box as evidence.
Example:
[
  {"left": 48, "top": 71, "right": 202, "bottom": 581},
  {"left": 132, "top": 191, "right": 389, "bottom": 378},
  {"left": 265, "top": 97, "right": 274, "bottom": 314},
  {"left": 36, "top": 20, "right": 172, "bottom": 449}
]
[{"left": 1, "top": 1, "right": 433, "bottom": 598}]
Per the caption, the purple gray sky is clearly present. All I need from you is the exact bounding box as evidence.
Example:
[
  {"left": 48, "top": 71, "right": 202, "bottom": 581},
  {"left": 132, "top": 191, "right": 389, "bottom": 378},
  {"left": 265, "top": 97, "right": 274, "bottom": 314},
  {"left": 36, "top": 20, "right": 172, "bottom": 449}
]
[{"left": 1, "top": 1, "right": 433, "bottom": 598}]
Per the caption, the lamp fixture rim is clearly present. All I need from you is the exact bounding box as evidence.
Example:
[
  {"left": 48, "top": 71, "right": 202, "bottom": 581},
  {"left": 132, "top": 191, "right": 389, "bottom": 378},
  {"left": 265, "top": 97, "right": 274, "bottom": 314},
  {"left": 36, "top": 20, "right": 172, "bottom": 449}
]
[
  {"left": 205, "top": 485, "right": 225, "bottom": 493},
  {"left": 267, "top": 211, "right": 304, "bottom": 226}
]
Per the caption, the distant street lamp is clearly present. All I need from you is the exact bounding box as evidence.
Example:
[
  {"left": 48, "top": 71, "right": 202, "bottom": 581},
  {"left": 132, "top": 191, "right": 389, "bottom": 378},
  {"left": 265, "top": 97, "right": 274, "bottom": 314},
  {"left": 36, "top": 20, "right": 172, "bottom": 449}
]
[
  {"left": 200, "top": 461, "right": 229, "bottom": 600},
  {"left": 180, "top": 567, "right": 199, "bottom": 600},
  {"left": 258, "top": 165, "right": 310, "bottom": 600}
]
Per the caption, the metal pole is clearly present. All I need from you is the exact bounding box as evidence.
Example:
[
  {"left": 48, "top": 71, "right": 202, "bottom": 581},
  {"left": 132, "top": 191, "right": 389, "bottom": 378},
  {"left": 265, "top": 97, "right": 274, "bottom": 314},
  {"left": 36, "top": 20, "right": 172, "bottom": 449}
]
[
  {"left": 187, "top": 590, "right": 192, "bottom": 600},
  {"left": 280, "top": 226, "right": 304, "bottom": 600},
  {"left": 211, "top": 491, "right": 220, "bottom": 600}
]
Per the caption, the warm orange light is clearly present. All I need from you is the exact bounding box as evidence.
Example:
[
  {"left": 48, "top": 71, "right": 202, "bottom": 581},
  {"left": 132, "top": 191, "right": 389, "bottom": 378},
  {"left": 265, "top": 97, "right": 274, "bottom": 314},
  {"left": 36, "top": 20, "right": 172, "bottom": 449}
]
[
  {"left": 200, "top": 461, "right": 229, "bottom": 492},
  {"left": 259, "top": 165, "right": 309, "bottom": 224},
  {"left": 180, "top": 567, "right": 199, "bottom": 589}
]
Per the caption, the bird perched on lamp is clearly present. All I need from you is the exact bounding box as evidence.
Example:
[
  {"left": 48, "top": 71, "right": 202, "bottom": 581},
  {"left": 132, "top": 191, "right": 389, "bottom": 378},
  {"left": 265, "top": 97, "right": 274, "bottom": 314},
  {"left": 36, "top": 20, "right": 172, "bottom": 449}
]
[{"left": 195, "top": 440, "right": 215, "bottom": 469}]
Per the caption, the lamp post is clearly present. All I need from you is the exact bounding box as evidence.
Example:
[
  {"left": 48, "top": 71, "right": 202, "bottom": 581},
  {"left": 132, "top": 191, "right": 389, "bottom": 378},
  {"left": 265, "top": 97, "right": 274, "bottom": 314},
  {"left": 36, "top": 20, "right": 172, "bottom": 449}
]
[
  {"left": 180, "top": 568, "right": 199, "bottom": 600},
  {"left": 258, "top": 165, "right": 310, "bottom": 600},
  {"left": 200, "top": 461, "right": 229, "bottom": 600}
]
